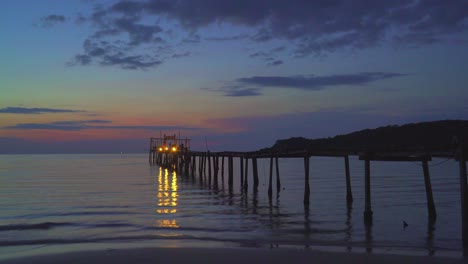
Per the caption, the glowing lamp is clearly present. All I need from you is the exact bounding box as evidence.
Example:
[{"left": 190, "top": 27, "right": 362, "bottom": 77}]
[{"left": 172, "top": 147, "right": 177, "bottom": 152}]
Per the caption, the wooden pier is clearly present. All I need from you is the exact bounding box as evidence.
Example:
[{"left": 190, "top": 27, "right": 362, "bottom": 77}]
[{"left": 149, "top": 137, "right": 468, "bottom": 248}]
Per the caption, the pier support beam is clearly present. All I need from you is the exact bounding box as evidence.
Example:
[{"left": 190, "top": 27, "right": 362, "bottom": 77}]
[
  {"left": 253, "top": 158, "right": 259, "bottom": 192},
  {"left": 364, "top": 158, "right": 373, "bottom": 224},
  {"left": 458, "top": 146, "right": 468, "bottom": 247},
  {"left": 221, "top": 156, "right": 225, "bottom": 185},
  {"left": 240, "top": 157, "right": 244, "bottom": 190},
  {"left": 191, "top": 155, "right": 196, "bottom": 178},
  {"left": 268, "top": 156, "right": 273, "bottom": 200},
  {"left": 422, "top": 160, "right": 437, "bottom": 222},
  {"left": 345, "top": 156, "right": 353, "bottom": 207},
  {"left": 244, "top": 158, "right": 249, "bottom": 192},
  {"left": 228, "top": 156, "right": 234, "bottom": 192},
  {"left": 208, "top": 152, "right": 212, "bottom": 186},
  {"left": 304, "top": 156, "right": 310, "bottom": 205},
  {"left": 214, "top": 155, "right": 219, "bottom": 187},
  {"left": 275, "top": 157, "right": 281, "bottom": 193}
]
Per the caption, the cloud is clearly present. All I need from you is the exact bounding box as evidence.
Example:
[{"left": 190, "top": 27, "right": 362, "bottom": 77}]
[
  {"left": 237, "top": 72, "right": 407, "bottom": 90},
  {"left": 205, "top": 34, "right": 249, "bottom": 41},
  {"left": 249, "top": 46, "right": 286, "bottom": 65},
  {"left": 68, "top": 39, "right": 163, "bottom": 70},
  {"left": 208, "top": 72, "right": 407, "bottom": 96},
  {"left": 4, "top": 120, "right": 111, "bottom": 131},
  {"left": 202, "top": 85, "right": 262, "bottom": 97},
  {"left": 74, "top": 0, "right": 468, "bottom": 65},
  {"left": 0, "top": 137, "right": 150, "bottom": 154},
  {"left": 267, "top": 60, "right": 283, "bottom": 66},
  {"left": 171, "top": 52, "right": 191, "bottom": 59},
  {"left": 37, "top": 14, "right": 66, "bottom": 28},
  {"left": 0, "top": 107, "right": 84, "bottom": 114},
  {"left": 51, "top": 1, "right": 468, "bottom": 70},
  {"left": 3, "top": 120, "right": 202, "bottom": 131}
]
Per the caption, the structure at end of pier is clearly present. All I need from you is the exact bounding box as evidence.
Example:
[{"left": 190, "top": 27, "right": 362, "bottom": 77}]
[{"left": 149, "top": 134, "right": 191, "bottom": 170}]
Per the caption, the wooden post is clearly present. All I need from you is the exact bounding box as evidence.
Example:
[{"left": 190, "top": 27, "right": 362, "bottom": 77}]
[
  {"left": 275, "top": 157, "right": 281, "bottom": 193},
  {"left": 208, "top": 152, "right": 212, "bottom": 186},
  {"left": 304, "top": 156, "right": 310, "bottom": 205},
  {"left": 458, "top": 146, "right": 468, "bottom": 247},
  {"left": 214, "top": 155, "right": 219, "bottom": 187},
  {"left": 198, "top": 156, "right": 203, "bottom": 179},
  {"left": 253, "top": 158, "right": 259, "bottom": 192},
  {"left": 191, "top": 155, "right": 196, "bottom": 178},
  {"left": 364, "top": 158, "right": 373, "bottom": 224},
  {"left": 203, "top": 155, "right": 207, "bottom": 177},
  {"left": 244, "top": 157, "right": 249, "bottom": 192},
  {"left": 240, "top": 157, "right": 244, "bottom": 190},
  {"left": 268, "top": 156, "right": 273, "bottom": 200},
  {"left": 228, "top": 156, "right": 234, "bottom": 192},
  {"left": 221, "top": 156, "right": 225, "bottom": 184},
  {"left": 422, "top": 159, "right": 436, "bottom": 221},
  {"left": 344, "top": 155, "right": 353, "bottom": 206}
]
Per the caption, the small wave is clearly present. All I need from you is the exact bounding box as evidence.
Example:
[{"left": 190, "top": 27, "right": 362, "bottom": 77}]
[
  {"left": 142, "top": 226, "right": 254, "bottom": 233},
  {"left": 74, "top": 205, "right": 134, "bottom": 209},
  {"left": 86, "top": 223, "right": 138, "bottom": 228},
  {"left": 0, "top": 222, "right": 74, "bottom": 231},
  {"left": 0, "top": 235, "right": 193, "bottom": 246},
  {"left": 6, "top": 211, "right": 143, "bottom": 219}
]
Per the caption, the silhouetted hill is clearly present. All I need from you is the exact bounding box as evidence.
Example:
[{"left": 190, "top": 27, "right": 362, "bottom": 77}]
[{"left": 266, "top": 120, "right": 468, "bottom": 152}]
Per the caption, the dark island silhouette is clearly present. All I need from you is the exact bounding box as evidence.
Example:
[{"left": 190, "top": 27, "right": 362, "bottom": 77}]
[{"left": 263, "top": 120, "right": 468, "bottom": 153}]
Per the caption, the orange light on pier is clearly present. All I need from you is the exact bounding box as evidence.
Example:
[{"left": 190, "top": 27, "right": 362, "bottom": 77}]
[{"left": 171, "top": 147, "right": 177, "bottom": 152}]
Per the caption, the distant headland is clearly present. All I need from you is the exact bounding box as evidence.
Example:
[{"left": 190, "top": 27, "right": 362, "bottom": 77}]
[{"left": 263, "top": 120, "right": 468, "bottom": 153}]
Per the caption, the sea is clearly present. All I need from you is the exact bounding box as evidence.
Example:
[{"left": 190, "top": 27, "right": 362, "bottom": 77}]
[{"left": 0, "top": 153, "right": 464, "bottom": 260}]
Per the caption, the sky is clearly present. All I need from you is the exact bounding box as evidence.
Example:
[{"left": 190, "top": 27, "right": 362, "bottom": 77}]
[{"left": 1, "top": 0, "right": 468, "bottom": 154}]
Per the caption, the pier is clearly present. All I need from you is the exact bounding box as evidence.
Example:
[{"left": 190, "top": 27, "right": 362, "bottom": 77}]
[{"left": 149, "top": 135, "right": 468, "bottom": 248}]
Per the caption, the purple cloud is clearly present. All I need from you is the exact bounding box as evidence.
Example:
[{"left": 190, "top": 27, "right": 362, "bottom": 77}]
[
  {"left": 207, "top": 72, "right": 407, "bottom": 96},
  {"left": 0, "top": 107, "right": 84, "bottom": 114},
  {"left": 64, "top": 1, "right": 468, "bottom": 69}
]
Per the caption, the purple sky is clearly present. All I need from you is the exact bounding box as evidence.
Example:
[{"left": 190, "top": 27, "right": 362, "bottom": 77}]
[{"left": 1, "top": 0, "right": 468, "bottom": 153}]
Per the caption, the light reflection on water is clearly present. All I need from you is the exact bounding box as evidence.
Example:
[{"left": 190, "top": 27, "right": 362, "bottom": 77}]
[{"left": 156, "top": 168, "right": 179, "bottom": 228}]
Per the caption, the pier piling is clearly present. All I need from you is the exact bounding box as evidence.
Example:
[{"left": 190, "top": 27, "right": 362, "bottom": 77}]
[
  {"left": 275, "top": 157, "right": 281, "bottom": 193},
  {"left": 228, "top": 156, "right": 234, "bottom": 192},
  {"left": 268, "top": 156, "right": 273, "bottom": 199},
  {"left": 240, "top": 157, "right": 244, "bottom": 190},
  {"left": 304, "top": 156, "right": 310, "bottom": 205},
  {"left": 458, "top": 146, "right": 468, "bottom": 247},
  {"left": 344, "top": 155, "right": 353, "bottom": 206},
  {"left": 253, "top": 158, "right": 259, "bottom": 192},
  {"left": 422, "top": 159, "right": 437, "bottom": 222},
  {"left": 364, "top": 158, "right": 373, "bottom": 224},
  {"left": 244, "top": 157, "right": 249, "bottom": 192}
]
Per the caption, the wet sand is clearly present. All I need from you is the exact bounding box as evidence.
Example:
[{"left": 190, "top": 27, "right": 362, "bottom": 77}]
[{"left": 2, "top": 247, "right": 467, "bottom": 264}]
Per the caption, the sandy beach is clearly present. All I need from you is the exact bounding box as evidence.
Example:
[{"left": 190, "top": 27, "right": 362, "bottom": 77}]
[{"left": 2, "top": 247, "right": 467, "bottom": 264}]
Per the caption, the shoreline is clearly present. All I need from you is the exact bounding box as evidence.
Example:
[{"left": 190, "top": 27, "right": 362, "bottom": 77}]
[{"left": 1, "top": 246, "right": 466, "bottom": 264}]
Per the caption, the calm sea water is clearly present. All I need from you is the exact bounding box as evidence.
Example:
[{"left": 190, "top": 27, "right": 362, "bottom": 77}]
[{"left": 0, "top": 154, "right": 463, "bottom": 259}]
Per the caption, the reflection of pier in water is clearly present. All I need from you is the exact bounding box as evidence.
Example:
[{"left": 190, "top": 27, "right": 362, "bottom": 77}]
[
  {"left": 156, "top": 164, "right": 360, "bottom": 250},
  {"left": 151, "top": 156, "right": 450, "bottom": 253}
]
